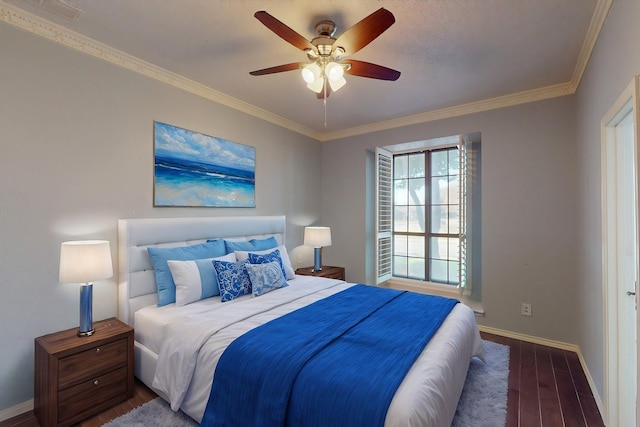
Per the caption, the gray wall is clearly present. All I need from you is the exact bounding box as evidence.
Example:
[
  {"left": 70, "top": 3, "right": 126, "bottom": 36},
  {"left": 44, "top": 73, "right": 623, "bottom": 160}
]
[
  {"left": 0, "top": 22, "right": 321, "bottom": 411},
  {"left": 321, "top": 96, "right": 581, "bottom": 347},
  {"left": 573, "top": 0, "right": 640, "bottom": 398}
]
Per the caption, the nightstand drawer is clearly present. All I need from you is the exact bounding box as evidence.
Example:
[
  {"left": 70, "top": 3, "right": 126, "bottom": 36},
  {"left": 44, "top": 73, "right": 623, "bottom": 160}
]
[
  {"left": 58, "top": 338, "right": 127, "bottom": 389},
  {"left": 57, "top": 365, "right": 128, "bottom": 424}
]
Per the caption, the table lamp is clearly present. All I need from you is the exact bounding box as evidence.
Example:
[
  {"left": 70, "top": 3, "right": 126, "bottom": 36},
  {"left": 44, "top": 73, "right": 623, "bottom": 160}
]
[
  {"left": 304, "top": 226, "right": 332, "bottom": 272},
  {"left": 59, "top": 240, "right": 113, "bottom": 336}
]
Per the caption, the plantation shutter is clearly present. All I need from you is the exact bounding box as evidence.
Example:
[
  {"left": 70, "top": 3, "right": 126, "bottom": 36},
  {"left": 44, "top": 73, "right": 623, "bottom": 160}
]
[
  {"left": 375, "top": 147, "right": 393, "bottom": 284},
  {"left": 459, "top": 136, "right": 472, "bottom": 294}
]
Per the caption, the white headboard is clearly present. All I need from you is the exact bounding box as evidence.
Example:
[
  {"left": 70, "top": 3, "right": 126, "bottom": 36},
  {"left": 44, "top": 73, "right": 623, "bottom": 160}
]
[{"left": 117, "top": 215, "right": 287, "bottom": 326}]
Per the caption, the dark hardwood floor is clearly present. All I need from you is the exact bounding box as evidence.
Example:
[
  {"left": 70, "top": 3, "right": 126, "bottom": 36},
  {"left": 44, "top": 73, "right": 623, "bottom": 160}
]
[
  {"left": 480, "top": 332, "right": 605, "bottom": 427},
  {"left": 1, "top": 332, "right": 605, "bottom": 427}
]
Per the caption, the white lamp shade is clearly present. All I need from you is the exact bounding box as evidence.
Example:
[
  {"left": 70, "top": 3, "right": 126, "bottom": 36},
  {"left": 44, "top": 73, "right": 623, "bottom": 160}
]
[
  {"left": 302, "top": 63, "right": 324, "bottom": 93},
  {"left": 59, "top": 240, "right": 113, "bottom": 283},
  {"left": 301, "top": 63, "right": 321, "bottom": 84},
  {"left": 328, "top": 76, "right": 346, "bottom": 92},
  {"left": 306, "top": 78, "right": 324, "bottom": 93},
  {"left": 325, "top": 62, "right": 344, "bottom": 81},
  {"left": 304, "top": 227, "right": 332, "bottom": 248}
]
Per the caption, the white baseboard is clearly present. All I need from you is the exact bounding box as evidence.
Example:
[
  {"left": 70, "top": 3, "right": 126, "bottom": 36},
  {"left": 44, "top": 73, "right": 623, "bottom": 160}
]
[
  {"left": 479, "top": 325, "right": 605, "bottom": 420},
  {"left": 0, "top": 398, "right": 33, "bottom": 422}
]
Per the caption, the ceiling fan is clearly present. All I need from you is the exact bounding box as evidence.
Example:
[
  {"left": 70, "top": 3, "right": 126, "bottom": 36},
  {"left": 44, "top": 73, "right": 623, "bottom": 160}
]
[{"left": 249, "top": 8, "right": 401, "bottom": 99}]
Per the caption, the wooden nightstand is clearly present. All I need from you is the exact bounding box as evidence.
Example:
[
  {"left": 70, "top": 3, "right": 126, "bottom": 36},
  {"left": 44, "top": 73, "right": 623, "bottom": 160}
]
[
  {"left": 34, "top": 317, "right": 134, "bottom": 427},
  {"left": 295, "top": 265, "right": 345, "bottom": 281}
]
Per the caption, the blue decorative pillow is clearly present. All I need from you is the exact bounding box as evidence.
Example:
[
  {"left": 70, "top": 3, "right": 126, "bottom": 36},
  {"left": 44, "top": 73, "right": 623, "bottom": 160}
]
[
  {"left": 246, "top": 261, "right": 288, "bottom": 297},
  {"left": 167, "top": 253, "right": 236, "bottom": 306},
  {"left": 223, "top": 237, "right": 278, "bottom": 254},
  {"left": 147, "top": 240, "right": 226, "bottom": 306},
  {"left": 213, "top": 259, "right": 252, "bottom": 302},
  {"left": 234, "top": 245, "right": 295, "bottom": 280},
  {"left": 248, "top": 249, "right": 287, "bottom": 281}
]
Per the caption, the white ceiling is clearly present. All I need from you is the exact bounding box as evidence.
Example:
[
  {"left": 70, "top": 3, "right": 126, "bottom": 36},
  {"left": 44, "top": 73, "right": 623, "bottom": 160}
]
[{"left": 1, "top": 0, "right": 606, "bottom": 140}]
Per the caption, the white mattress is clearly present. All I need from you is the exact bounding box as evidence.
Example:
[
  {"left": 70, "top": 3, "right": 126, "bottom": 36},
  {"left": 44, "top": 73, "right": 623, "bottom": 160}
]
[{"left": 135, "top": 276, "right": 484, "bottom": 427}]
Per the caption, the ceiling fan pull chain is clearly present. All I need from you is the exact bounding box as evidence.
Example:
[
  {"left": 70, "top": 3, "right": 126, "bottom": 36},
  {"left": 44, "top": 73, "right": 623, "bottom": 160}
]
[
  {"left": 324, "top": 76, "right": 328, "bottom": 129},
  {"left": 324, "top": 97, "right": 328, "bottom": 129}
]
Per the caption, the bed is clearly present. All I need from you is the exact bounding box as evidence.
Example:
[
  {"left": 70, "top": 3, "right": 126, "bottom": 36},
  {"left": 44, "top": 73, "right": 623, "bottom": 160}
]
[{"left": 117, "top": 215, "right": 484, "bottom": 427}]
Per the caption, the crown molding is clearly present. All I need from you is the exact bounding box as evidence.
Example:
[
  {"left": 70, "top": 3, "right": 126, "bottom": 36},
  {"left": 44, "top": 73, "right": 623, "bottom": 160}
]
[
  {"left": 9, "top": 0, "right": 81, "bottom": 20},
  {"left": 319, "top": 82, "right": 575, "bottom": 141},
  {"left": 568, "top": 0, "right": 613, "bottom": 93},
  {"left": 320, "top": 0, "right": 612, "bottom": 142},
  {"left": 1, "top": 0, "right": 610, "bottom": 142},
  {"left": 0, "top": 2, "right": 323, "bottom": 140}
]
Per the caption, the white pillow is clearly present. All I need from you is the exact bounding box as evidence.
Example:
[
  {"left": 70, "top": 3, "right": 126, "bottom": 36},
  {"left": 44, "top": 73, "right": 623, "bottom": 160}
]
[
  {"left": 168, "top": 253, "right": 236, "bottom": 306},
  {"left": 234, "top": 245, "right": 295, "bottom": 280}
]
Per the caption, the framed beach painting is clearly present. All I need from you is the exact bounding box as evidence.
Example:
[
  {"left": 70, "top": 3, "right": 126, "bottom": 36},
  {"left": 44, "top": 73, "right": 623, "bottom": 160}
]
[{"left": 153, "top": 121, "right": 255, "bottom": 207}]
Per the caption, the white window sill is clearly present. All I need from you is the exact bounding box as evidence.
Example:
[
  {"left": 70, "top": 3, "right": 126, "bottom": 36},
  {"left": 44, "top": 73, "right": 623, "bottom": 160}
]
[{"left": 380, "top": 277, "right": 485, "bottom": 316}]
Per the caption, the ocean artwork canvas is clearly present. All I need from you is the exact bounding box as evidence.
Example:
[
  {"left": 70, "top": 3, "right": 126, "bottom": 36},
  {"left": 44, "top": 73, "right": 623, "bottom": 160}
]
[{"left": 153, "top": 121, "right": 255, "bottom": 207}]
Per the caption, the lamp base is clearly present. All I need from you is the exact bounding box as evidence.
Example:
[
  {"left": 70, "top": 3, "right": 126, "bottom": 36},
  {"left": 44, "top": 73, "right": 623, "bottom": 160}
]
[
  {"left": 78, "top": 283, "right": 94, "bottom": 337},
  {"left": 77, "top": 328, "right": 95, "bottom": 337},
  {"left": 312, "top": 247, "right": 323, "bottom": 272}
]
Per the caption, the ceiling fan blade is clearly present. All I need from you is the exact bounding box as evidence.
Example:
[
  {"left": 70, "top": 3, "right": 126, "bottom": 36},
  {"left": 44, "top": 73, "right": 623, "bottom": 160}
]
[
  {"left": 344, "top": 60, "right": 401, "bottom": 81},
  {"left": 333, "top": 8, "right": 395, "bottom": 56},
  {"left": 254, "top": 11, "right": 316, "bottom": 52},
  {"left": 249, "top": 63, "right": 306, "bottom": 76}
]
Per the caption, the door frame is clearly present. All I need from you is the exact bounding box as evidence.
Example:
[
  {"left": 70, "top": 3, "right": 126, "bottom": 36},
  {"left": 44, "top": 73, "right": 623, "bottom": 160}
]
[{"left": 602, "top": 75, "right": 640, "bottom": 426}]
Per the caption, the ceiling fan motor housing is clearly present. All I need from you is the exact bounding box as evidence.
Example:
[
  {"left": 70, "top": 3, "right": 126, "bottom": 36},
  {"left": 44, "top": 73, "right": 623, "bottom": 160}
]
[
  {"left": 312, "top": 20, "right": 339, "bottom": 57},
  {"left": 315, "top": 20, "right": 336, "bottom": 37}
]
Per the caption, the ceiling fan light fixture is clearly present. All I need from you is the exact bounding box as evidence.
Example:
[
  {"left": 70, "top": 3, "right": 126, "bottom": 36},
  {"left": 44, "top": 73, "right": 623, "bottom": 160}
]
[
  {"left": 328, "top": 76, "right": 346, "bottom": 92},
  {"left": 325, "top": 62, "right": 344, "bottom": 82},
  {"left": 307, "top": 78, "right": 324, "bottom": 93},
  {"left": 302, "top": 62, "right": 321, "bottom": 84}
]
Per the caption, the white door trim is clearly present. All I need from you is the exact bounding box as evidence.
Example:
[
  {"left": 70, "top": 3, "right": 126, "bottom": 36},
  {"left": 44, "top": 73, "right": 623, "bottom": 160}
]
[{"left": 601, "top": 75, "right": 640, "bottom": 426}]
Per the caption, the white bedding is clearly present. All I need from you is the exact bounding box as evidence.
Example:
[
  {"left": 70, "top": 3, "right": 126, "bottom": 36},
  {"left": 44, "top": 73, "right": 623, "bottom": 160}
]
[{"left": 137, "top": 275, "right": 484, "bottom": 427}]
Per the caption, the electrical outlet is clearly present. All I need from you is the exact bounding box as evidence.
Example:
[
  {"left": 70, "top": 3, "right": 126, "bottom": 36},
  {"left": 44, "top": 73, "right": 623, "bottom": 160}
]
[{"left": 521, "top": 303, "right": 532, "bottom": 317}]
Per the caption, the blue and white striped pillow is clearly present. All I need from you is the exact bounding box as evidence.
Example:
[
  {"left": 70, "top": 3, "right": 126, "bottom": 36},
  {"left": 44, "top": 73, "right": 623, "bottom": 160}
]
[{"left": 167, "top": 253, "right": 236, "bottom": 306}]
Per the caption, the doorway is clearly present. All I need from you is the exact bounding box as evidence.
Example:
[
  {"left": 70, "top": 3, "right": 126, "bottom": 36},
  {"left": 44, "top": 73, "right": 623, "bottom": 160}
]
[{"left": 602, "top": 76, "right": 640, "bottom": 426}]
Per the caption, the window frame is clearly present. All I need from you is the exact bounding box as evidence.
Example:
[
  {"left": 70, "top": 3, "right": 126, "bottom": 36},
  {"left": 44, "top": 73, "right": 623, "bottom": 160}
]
[
  {"left": 391, "top": 146, "right": 462, "bottom": 285},
  {"left": 376, "top": 135, "right": 473, "bottom": 295}
]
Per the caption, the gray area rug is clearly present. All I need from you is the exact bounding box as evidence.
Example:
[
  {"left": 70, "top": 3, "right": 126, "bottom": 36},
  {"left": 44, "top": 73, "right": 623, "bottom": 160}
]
[
  {"left": 451, "top": 340, "right": 509, "bottom": 426},
  {"left": 103, "top": 340, "right": 509, "bottom": 427}
]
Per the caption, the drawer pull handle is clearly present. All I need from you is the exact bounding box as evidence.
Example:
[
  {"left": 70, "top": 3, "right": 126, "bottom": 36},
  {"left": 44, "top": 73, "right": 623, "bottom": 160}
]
[
  {"left": 95, "top": 348, "right": 101, "bottom": 353},
  {"left": 93, "top": 380, "right": 99, "bottom": 386}
]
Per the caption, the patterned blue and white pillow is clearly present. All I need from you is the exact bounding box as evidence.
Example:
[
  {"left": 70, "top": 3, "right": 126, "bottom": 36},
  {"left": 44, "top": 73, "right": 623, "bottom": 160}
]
[
  {"left": 234, "top": 245, "right": 295, "bottom": 280},
  {"left": 167, "top": 253, "right": 236, "bottom": 306},
  {"left": 213, "top": 259, "right": 252, "bottom": 302},
  {"left": 246, "top": 261, "right": 288, "bottom": 297},
  {"left": 247, "top": 249, "right": 288, "bottom": 281}
]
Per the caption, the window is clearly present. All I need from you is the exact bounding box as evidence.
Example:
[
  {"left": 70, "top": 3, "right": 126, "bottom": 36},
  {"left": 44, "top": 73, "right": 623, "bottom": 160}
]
[
  {"left": 376, "top": 135, "right": 479, "bottom": 293},
  {"left": 393, "top": 147, "right": 461, "bottom": 284}
]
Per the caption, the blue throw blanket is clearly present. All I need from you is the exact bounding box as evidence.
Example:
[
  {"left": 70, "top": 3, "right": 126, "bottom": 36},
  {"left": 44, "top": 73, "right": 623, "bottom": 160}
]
[{"left": 200, "top": 285, "right": 458, "bottom": 427}]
